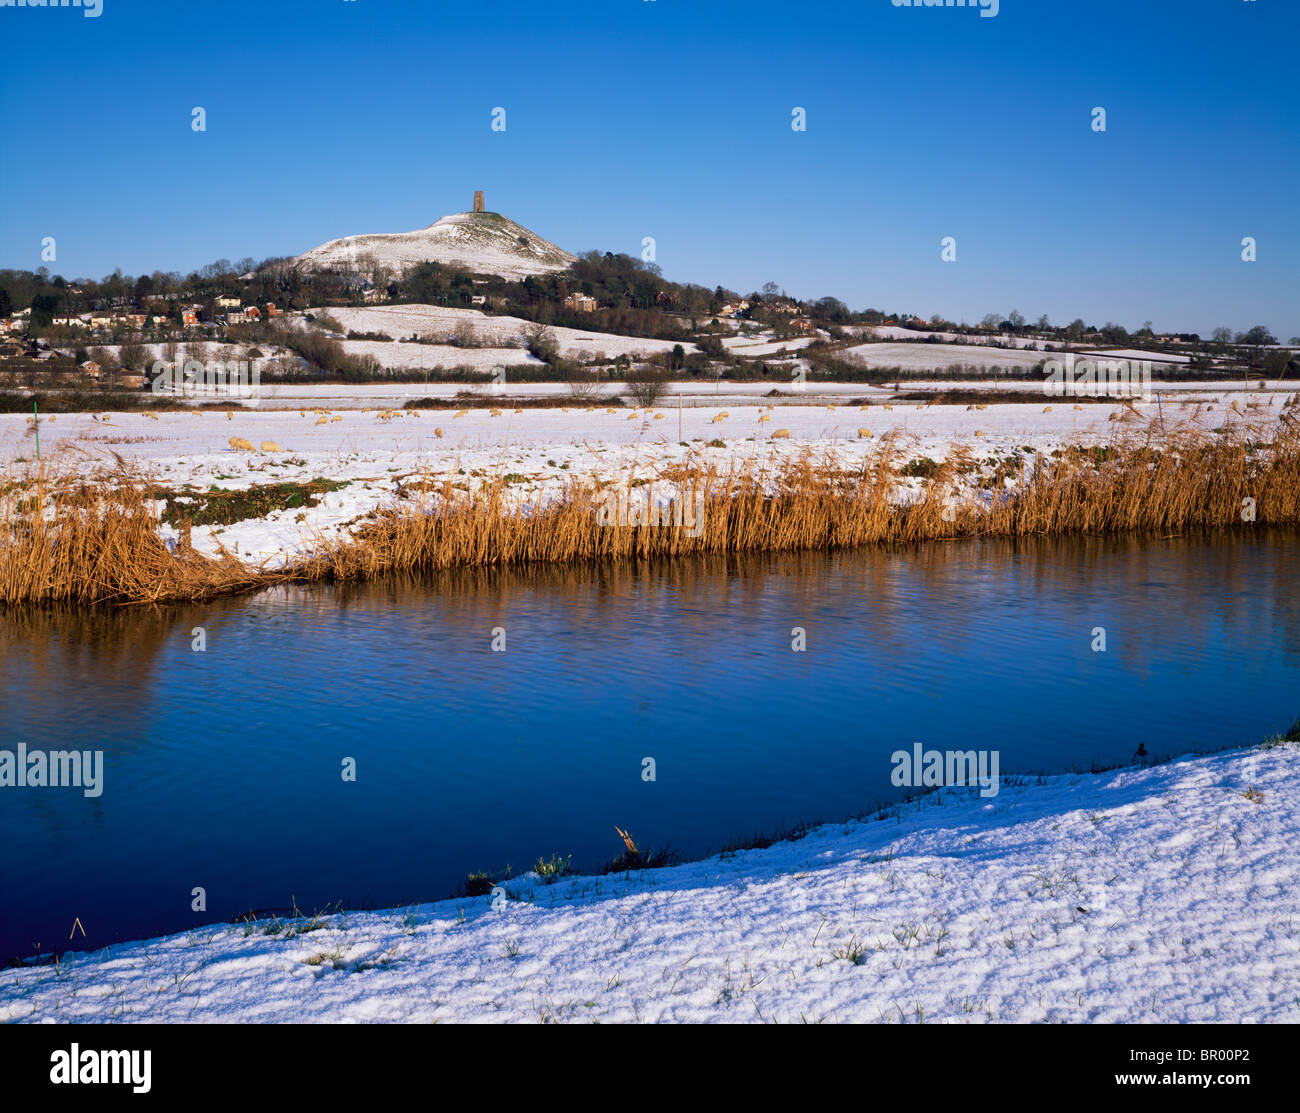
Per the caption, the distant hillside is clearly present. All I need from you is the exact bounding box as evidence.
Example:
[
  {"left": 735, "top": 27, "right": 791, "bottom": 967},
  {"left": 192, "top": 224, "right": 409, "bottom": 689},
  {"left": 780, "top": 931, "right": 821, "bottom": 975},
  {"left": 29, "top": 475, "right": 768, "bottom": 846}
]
[{"left": 293, "top": 209, "right": 576, "bottom": 281}]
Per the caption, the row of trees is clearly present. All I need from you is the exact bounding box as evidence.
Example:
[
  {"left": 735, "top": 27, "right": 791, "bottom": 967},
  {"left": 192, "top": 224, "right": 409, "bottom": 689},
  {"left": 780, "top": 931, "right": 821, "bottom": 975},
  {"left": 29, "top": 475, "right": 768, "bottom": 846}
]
[{"left": 4, "top": 262, "right": 1292, "bottom": 359}]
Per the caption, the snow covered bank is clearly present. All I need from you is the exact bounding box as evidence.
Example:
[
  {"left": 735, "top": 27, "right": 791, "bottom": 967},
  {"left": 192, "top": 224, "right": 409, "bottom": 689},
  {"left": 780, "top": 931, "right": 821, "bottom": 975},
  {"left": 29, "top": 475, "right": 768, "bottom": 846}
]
[
  {"left": 0, "top": 393, "right": 1290, "bottom": 566},
  {"left": 3, "top": 743, "right": 1295, "bottom": 1023}
]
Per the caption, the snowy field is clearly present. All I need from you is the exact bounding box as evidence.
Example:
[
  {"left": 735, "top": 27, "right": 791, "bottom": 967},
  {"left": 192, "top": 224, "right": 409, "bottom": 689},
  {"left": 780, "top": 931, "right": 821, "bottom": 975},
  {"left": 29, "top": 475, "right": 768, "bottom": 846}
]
[
  {"left": 845, "top": 342, "right": 1068, "bottom": 372},
  {"left": 317, "top": 305, "right": 700, "bottom": 366},
  {"left": 3, "top": 390, "right": 1287, "bottom": 563},
  {"left": 2, "top": 743, "right": 1295, "bottom": 1023},
  {"left": 846, "top": 326, "right": 1198, "bottom": 365},
  {"left": 848, "top": 324, "right": 1054, "bottom": 349}
]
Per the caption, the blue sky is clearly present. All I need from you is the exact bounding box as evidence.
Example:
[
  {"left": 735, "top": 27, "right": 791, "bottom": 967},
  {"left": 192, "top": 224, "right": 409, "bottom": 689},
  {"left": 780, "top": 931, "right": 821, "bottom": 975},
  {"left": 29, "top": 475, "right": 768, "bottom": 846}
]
[{"left": 1, "top": 0, "right": 1295, "bottom": 337}]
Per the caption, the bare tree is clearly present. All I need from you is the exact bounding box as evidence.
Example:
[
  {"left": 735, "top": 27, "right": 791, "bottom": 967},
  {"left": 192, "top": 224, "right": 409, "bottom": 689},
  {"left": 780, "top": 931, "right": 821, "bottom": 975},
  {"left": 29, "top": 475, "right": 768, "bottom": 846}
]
[
  {"left": 566, "top": 364, "right": 603, "bottom": 402},
  {"left": 118, "top": 337, "right": 150, "bottom": 371},
  {"left": 523, "top": 322, "right": 558, "bottom": 362},
  {"left": 624, "top": 364, "right": 669, "bottom": 408},
  {"left": 453, "top": 319, "right": 478, "bottom": 348}
]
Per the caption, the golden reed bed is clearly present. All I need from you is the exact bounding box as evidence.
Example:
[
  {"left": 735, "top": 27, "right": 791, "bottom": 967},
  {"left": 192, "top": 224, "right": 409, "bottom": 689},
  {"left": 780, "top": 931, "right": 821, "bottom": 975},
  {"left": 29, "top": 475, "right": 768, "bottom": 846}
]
[{"left": 3, "top": 427, "right": 1298, "bottom": 606}]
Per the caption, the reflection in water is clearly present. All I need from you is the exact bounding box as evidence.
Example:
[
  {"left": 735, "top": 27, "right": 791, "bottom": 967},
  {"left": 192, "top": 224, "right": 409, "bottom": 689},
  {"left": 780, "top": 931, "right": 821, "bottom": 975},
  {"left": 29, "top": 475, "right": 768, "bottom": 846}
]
[{"left": 1, "top": 530, "right": 1297, "bottom": 961}]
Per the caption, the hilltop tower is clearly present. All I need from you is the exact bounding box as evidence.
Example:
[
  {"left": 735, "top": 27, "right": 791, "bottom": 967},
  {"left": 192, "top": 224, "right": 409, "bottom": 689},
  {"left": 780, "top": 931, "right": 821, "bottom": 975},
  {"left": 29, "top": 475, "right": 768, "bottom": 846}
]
[{"left": 473, "top": 191, "right": 484, "bottom": 213}]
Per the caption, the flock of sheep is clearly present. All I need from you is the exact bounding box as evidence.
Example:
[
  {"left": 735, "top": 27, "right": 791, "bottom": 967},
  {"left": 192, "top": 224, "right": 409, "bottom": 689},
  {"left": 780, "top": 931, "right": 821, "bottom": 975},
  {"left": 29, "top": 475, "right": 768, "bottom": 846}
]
[{"left": 210, "top": 395, "right": 1135, "bottom": 458}]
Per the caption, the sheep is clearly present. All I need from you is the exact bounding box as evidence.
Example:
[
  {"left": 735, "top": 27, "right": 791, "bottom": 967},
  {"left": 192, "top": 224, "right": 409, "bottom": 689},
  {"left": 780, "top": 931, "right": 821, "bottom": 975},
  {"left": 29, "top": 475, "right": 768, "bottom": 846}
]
[
  {"left": 434, "top": 427, "right": 444, "bottom": 438},
  {"left": 489, "top": 408, "right": 503, "bottom": 417},
  {"left": 771, "top": 428, "right": 791, "bottom": 439},
  {"left": 858, "top": 427, "right": 872, "bottom": 437},
  {"left": 654, "top": 413, "right": 664, "bottom": 419},
  {"left": 455, "top": 409, "right": 468, "bottom": 418},
  {"left": 330, "top": 415, "right": 343, "bottom": 423},
  {"left": 315, "top": 416, "right": 329, "bottom": 425},
  {"left": 758, "top": 414, "right": 771, "bottom": 423},
  {"left": 1043, "top": 406, "right": 1053, "bottom": 413},
  {"left": 228, "top": 436, "right": 256, "bottom": 452},
  {"left": 141, "top": 412, "right": 159, "bottom": 421},
  {"left": 226, "top": 411, "right": 233, "bottom": 421},
  {"left": 974, "top": 430, "right": 985, "bottom": 436},
  {"left": 1073, "top": 405, "right": 1083, "bottom": 411},
  {"left": 260, "top": 441, "right": 282, "bottom": 453}
]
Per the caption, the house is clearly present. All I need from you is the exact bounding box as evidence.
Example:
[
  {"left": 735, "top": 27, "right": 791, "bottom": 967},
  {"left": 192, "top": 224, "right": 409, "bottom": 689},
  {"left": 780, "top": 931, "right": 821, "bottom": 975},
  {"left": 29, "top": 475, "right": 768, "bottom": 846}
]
[
  {"left": 217, "top": 296, "right": 241, "bottom": 309},
  {"left": 470, "top": 295, "right": 487, "bottom": 306},
  {"left": 564, "top": 293, "right": 598, "bottom": 313},
  {"left": 243, "top": 306, "right": 261, "bottom": 320},
  {"left": 226, "top": 310, "right": 248, "bottom": 325},
  {"left": 791, "top": 317, "right": 814, "bottom": 333},
  {"left": 181, "top": 310, "right": 199, "bottom": 326},
  {"left": 80, "top": 360, "right": 102, "bottom": 379},
  {"left": 265, "top": 302, "right": 283, "bottom": 317}
]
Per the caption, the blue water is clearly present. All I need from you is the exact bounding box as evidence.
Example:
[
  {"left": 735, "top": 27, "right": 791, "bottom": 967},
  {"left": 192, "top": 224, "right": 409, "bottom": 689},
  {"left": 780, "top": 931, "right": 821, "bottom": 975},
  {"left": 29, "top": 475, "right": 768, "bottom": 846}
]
[{"left": 2, "top": 531, "right": 1298, "bottom": 962}]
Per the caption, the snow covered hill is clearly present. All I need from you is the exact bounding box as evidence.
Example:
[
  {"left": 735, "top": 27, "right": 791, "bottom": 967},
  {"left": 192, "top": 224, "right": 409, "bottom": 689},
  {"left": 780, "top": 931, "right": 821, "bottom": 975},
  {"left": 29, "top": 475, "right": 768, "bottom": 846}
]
[{"left": 294, "top": 209, "right": 576, "bottom": 280}]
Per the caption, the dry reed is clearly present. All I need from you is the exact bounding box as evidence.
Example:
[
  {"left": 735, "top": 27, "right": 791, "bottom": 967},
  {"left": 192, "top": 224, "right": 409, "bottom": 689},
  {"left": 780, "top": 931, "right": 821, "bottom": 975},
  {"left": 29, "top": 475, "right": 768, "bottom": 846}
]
[{"left": 3, "top": 424, "right": 1298, "bottom": 606}]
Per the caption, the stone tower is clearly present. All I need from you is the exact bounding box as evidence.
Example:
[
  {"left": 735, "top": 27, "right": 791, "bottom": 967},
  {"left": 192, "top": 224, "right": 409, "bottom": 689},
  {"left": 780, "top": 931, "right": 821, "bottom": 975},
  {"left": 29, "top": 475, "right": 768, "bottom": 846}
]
[{"left": 473, "top": 191, "right": 484, "bottom": 213}]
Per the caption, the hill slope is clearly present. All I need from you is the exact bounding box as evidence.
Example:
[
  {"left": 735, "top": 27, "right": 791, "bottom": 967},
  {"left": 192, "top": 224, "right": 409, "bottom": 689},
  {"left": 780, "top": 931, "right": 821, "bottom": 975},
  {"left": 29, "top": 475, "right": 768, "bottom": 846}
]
[{"left": 294, "top": 210, "right": 576, "bottom": 280}]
